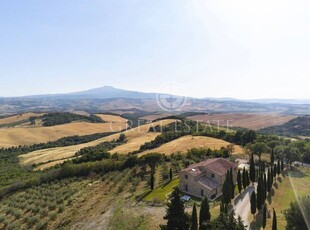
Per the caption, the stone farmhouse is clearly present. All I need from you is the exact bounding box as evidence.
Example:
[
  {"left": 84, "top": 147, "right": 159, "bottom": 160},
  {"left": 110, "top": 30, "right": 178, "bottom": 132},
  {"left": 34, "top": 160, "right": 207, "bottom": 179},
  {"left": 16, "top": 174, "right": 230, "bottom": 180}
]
[{"left": 179, "top": 158, "right": 237, "bottom": 200}]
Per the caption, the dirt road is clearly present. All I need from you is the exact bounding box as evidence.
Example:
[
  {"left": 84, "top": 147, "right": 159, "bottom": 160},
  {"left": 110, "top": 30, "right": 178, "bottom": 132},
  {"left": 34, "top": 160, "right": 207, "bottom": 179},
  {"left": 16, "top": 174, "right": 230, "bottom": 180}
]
[{"left": 233, "top": 185, "right": 256, "bottom": 229}]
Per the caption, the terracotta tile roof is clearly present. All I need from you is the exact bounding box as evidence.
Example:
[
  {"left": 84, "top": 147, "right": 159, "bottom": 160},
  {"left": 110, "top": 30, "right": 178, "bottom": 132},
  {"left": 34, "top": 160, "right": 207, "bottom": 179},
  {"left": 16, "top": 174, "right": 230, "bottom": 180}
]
[
  {"left": 182, "top": 158, "right": 237, "bottom": 176},
  {"left": 197, "top": 175, "right": 220, "bottom": 190}
]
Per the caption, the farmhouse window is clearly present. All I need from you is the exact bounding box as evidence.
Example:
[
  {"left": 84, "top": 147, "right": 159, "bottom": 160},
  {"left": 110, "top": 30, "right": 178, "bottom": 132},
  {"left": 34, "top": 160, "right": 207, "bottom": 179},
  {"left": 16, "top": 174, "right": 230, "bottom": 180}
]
[
  {"left": 185, "top": 185, "right": 188, "bottom": 191},
  {"left": 201, "top": 189, "right": 204, "bottom": 197},
  {"left": 211, "top": 173, "right": 215, "bottom": 178},
  {"left": 185, "top": 175, "right": 188, "bottom": 179}
]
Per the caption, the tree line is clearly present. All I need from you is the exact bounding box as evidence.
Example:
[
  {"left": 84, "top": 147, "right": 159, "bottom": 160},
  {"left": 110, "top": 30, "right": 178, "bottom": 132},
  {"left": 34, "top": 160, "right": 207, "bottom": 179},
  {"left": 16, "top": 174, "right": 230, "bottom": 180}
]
[{"left": 39, "top": 112, "right": 104, "bottom": 126}]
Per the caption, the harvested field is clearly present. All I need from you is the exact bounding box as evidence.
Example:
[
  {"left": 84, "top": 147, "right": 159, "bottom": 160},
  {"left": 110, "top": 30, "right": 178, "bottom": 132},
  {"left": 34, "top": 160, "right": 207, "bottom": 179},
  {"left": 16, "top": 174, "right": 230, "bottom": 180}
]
[
  {"left": 139, "top": 113, "right": 172, "bottom": 121},
  {"left": 35, "top": 157, "right": 76, "bottom": 170},
  {"left": 0, "top": 112, "right": 43, "bottom": 125},
  {"left": 95, "top": 114, "right": 128, "bottom": 124},
  {"left": 110, "top": 133, "right": 159, "bottom": 154},
  {"left": 20, "top": 119, "right": 178, "bottom": 168},
  {"left": 139, "top": 135, "right": 244, "bottom": 156},
  {"left": 0, "top": 121, "right": 127, "bottom": 148},
  {"left": 70, "top": 110, "right": 91, "bottom": 116},
  {"left": 187, "top": 113, "right": 295, "bottom": 130}
]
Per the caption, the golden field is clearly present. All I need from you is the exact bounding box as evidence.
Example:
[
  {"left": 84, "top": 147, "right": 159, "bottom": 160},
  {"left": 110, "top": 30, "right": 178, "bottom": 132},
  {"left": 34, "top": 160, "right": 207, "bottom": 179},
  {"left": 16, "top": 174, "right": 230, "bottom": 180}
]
[
  {"left": 0, "top": 114, "right": 128, "bottom": 148},
  {"left": 95, "top": 114, "right": 128, "bottom": 124},
  {"left": 19, "top": 119, "right": 178, "bottom": 169},
  {"left": 187, "top": 113, "right": 295, "bottom": 130},
  {"left": 139, "top": 113, "right": 172, "bottom": 121},
  {"left": 0, "top": 112, "right": 44, "bottom": 125},
  {"left": 139, "top": 135, "right": 244, "bottom": 156}
]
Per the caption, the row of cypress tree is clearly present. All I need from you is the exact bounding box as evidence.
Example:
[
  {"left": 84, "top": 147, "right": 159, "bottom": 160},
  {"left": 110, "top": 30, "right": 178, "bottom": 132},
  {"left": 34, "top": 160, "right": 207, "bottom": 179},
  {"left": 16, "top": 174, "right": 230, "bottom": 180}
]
[
  {"left": 237, "top": 167, "right": 250, "bottom": 195},
  {"left": 249, "top": 157, "right": 284, "bottom": 229},
  {"left": 222, "top": 168, "right": 236, "bottom": 207}
]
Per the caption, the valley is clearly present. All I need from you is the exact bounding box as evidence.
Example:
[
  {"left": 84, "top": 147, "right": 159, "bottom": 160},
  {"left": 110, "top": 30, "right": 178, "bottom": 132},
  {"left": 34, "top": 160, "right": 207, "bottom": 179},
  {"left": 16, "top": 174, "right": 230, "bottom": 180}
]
[
  {"left": 0, "top": 109, "right": 309, "bottom": 230},
  {"left": 2, "top": 2, "right": 310, "bottom": 229}
]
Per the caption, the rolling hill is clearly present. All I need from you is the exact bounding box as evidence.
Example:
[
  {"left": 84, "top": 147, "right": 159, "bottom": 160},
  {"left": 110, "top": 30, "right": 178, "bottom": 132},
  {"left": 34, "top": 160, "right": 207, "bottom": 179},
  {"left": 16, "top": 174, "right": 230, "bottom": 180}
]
[
  {"left": 0, "top": 86, "right": 309, "bottom": 115},
  {"left": 0, "top": 113, "right": 128, "bottom": 148},
  {"left": 19, "top": 119, "right": 178, "bottom": 169},
  {"left": 260, "top": 116, "right": 310, "bottom": 137},
  {"left": 139, "top": 135, "right": 244, "bottom": 156},
  {"left": 187, "top": 113, "right": 295, "bottom": 130}
]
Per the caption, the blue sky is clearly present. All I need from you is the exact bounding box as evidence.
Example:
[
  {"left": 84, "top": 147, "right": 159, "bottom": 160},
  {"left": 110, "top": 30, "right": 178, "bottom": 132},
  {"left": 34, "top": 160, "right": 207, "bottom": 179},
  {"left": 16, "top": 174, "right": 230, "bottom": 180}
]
[{"left": 0, "top": 0, "right": 309, "bottom": 99}]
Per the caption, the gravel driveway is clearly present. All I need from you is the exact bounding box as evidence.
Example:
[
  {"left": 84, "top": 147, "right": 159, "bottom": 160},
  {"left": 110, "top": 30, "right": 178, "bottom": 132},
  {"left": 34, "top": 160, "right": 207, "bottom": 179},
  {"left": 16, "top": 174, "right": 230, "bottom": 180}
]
[{"left": 233, "top": 185, "right": 256, "bottom": 229}]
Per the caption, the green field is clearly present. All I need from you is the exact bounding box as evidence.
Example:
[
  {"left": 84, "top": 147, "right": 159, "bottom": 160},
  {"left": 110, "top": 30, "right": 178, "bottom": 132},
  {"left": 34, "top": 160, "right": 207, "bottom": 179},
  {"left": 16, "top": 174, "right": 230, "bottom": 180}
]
[
  {"left": 144, "top": 179, "right": 179, "bottom": 202},
  {"left": 249, "top": 167, "right": 310, "bottom": 229}
]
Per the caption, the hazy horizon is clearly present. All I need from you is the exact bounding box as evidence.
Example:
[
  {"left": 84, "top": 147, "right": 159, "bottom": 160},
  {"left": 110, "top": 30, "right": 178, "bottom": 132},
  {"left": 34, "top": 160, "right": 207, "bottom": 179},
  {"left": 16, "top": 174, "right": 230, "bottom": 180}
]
[
  {"left": 1, "top": 85, "right": 310, "bottom": 101},
  {"left": 1, "top": 0, "right": 309, "bottom": 99}
]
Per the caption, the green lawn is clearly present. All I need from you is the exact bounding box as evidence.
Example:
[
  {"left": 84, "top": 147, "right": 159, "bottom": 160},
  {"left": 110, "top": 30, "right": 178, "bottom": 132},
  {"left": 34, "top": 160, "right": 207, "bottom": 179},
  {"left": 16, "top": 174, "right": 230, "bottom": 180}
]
[
  {"left": 249, "top": 167, "right": 310, "bottom": 230},
  {"left": 143, "top": 178, "right": 221, "bottom": 222},
  {"left": 144, "top": 179, "right": 179, "bottom": 202}
]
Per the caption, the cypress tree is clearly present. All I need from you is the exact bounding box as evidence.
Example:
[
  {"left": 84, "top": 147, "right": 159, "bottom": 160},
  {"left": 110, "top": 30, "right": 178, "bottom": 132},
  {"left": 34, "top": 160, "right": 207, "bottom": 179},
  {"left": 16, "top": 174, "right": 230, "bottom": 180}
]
[
  {"left": 271, "top": 148, "right": 274, "bottom": 164},
  {"left": 191, "top": 203, "right": 198, "bottom": 230},
  {"left": 250, "top": 153, "right": 256, "bottom": 185},
  {"left": 223, "top": 171, "right": 231, "bottom": 205},
  {"left": 270, "top": 167, "right": 274, "bottom": 185},
  {"left": 250, "top": 191, "right": 257, "bottom": 218},
  {"left": 267, "top": 168, "right": 271, "bottom": 193},
  {"left": 223, "top": 203, "right": 228, "bottom": 214},
  {"left": 162, "top": 187, "right": 190, "bottom": 230},
  {"left": 263, "top": 173, "right": 267, "bottom": 202},
  {"left": 273, "top": 164, "right": 277, "bottom": 178},
  {"left": 169, "top": 168, "right": 173, "bottom": 181},
  {"left": 199, "top": 196, "right": 211, "bottom": 229},
  {"left": 150, "top": 171, "right": 155, "bottom": 190},
  {"left": 272, "top": 208, "right": 277, "bottom": 230},
  {"left": 277, "top": 159, "right": 281, "bottom": 177},
  {"left": 230, "top": 168, "right": 235, "bottom": 199},
  {"left": 246, "top": 170, "right": 250, "bottom": 187},
  {"left": 281, "top": 158, "right": 284, "bottom": 171},
  {"left": 257, "top": 176, "right": 263, "bottom": 210},
  {"left": 259, "top": 161, "right": 265, "bottom": 175},
  {"left": 237, "top": 169, "right": 242, "bottom": 194},
  {"left": 242, "top": 167, "right": 247, "bottom": 190},
  {"left": 263, "top": 204, "right": 267, "bottom": 229}
]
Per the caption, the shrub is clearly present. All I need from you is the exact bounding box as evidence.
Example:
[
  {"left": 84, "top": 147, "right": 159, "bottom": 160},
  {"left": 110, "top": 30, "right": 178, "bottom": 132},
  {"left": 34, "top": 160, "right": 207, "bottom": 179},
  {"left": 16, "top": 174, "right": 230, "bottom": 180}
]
[
  {"left": 12, "top": 209, "right": 22, "bottom": 219},
  {"left": 58, "top": 205, "right": 65, "bottom": 213},
  {"left": 40, "top": 208, "right": 48, "bottom": 218},
  {"left": 48, "top": 203, "right": 57, "bottom": 211},
  {"left": 36, "top": 221, "right": 48, "bottom": 230},
  {"left": 26, "top": 216, "right": 39, "bottom": 227},
  {"left": 7, "top": 222, "right": 21, "bottom": 230},
  {"left": 0, "top": 215, "right": 8, "bottom": 227},
  {"left": 56, "top": 197, "right": 64, "bottom": 205},
  {"left": 131, "top": 177, "right": 141, "bottom": 187},
  {"left": 50, "top": 212, "right": 57, "bottom": 221},
  {"left": 5, "top": 207, "right": 14, "bottom": 215}
]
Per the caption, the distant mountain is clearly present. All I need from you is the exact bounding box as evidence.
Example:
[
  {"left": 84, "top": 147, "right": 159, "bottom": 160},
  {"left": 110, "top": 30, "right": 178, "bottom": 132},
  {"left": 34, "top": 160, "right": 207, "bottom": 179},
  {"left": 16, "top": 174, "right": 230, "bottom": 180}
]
[
  {"left": 244, "top": 98, "right": 310, "bottom": 105},
  {"left": 204, "top": 97, "right": 310, "bottom": 105},
  {"left": 0, "top": 86, "right": 309, "bottom": 115},
  {"left": 5, "top": 86, "right": 310, "bottom": 104},
  {"left": 67, "top": 86, "right": 158, "bottom": 99},
  {"left": 24, "top": 86, "right": 158, "bottom": 99}
]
